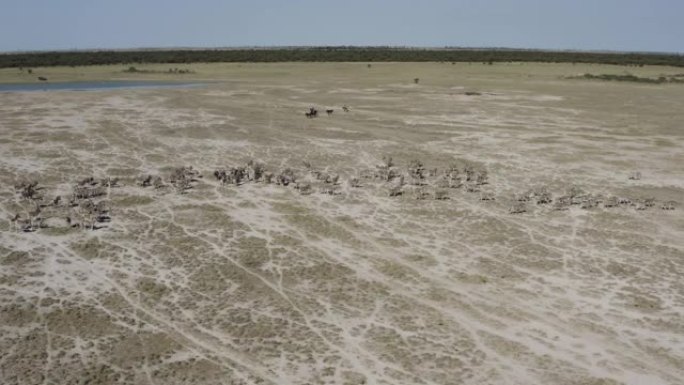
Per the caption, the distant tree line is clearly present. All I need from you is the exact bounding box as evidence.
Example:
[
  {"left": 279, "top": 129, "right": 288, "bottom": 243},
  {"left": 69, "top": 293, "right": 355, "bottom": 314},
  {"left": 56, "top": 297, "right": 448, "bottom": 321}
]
[{"left": 1, "top": 47, "right": 683, "bottom": 68}]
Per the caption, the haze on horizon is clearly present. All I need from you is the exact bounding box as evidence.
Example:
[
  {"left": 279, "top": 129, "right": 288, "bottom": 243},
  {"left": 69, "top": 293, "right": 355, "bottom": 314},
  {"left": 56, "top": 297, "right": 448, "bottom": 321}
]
[{"left": 1, "top": 0, "right": 682, "bottom": 53}]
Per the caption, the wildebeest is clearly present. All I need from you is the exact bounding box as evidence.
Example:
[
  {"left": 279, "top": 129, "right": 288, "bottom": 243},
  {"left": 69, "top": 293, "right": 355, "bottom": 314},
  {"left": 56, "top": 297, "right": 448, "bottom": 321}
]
[
  {"left": 326, "top": 109, "right": 334, "bottom": 116},
  {"left": 509, "top": 202, "right": 527, "bottom": 214},
  {"left": 305, "top": 107, "right": 318, "bottom": 118},
  {"left": 342, "top": 106, "right": 350, "bottom": 112},
  {"left": 38, "top": 76, "right": 48, "bottom": 81}
]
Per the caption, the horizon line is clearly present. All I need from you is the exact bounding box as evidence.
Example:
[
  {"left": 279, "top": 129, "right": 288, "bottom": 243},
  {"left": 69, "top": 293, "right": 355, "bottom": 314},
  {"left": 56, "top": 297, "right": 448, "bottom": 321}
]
[{"left": 2, "top": 45, "right": 683, "bottom": 56}]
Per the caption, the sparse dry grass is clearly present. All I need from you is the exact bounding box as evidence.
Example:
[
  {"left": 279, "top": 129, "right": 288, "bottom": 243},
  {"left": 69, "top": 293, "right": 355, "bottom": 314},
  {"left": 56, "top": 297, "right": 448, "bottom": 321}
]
[{"left": 0, "top": 63, "right": 683, "bottom": 385}]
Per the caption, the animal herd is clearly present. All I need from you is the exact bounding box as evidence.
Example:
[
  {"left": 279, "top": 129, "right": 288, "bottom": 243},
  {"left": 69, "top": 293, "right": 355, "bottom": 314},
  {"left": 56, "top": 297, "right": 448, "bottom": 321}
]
[
  {"left": 143, "top": 157, "right": 680, "bottom": 219},
  {"left": 304, "top": 105, "right": 349, "bottom": 118},
  {"left": 6, "top": 158, "right": 678, "bottom": 234},
  {"left": 9, "top": 177, "right": 115, "bottom": 232}
]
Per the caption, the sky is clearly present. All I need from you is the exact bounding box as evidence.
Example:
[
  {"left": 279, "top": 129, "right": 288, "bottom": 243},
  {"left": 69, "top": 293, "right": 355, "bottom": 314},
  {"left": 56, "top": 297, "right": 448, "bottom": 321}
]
[{"left": 0, "top": 0, "right": 682, "bottom": 53}]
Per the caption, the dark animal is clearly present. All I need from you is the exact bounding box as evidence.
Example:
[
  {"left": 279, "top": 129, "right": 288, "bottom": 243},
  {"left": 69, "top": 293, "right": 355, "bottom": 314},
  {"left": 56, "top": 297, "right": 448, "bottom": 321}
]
[
  {"left": 78, "top": 176, "right": 96, "bottom": 186},
  {"left": 139, "top": 175, "right": 153, "bottom": 187},
  {"left": 326, "top": 109, "right": 334, "bottom": 116},
  {"left": 342, "top": 106, "right": 350, "bottom": 112},
  {"left": 38, "top": 76, "right": 48, "bottom": 81},
  {"left": 305, "top": 107, "right": 318, "bottom": 118}
]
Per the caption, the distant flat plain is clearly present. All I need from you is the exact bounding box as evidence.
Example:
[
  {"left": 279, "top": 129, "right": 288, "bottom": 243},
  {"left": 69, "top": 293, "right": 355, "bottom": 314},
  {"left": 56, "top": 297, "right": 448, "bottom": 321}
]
[{"left": 0, "top": 62, "right": 683, "bottom": 385}]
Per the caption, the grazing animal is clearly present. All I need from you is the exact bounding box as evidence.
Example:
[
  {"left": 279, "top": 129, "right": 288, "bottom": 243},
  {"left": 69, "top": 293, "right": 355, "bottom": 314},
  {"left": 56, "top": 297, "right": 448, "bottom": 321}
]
[
  {"left": 66, "top": 216, "right": 81, "bottom": 229},
  {"left": 435, "top": 176, "right": 450, "bottom": 189},
  {"left": 414, "top": 188, "right": 430, "bottom": 200},
  {"left": 434, "top": 189, "right": 450, "bottom": 200},
  {"left": 567, "top": 186, "right": 585, "bottom": 198},
  {"left": 305, "top": 107, "right": 318, "bottom": 118},
  {"left": 38, "top": 76, "right": 48, "bottom": 81},
  {"left": 18, "top": 219, "right": 36, "bottom": 232},
  {"left": 9, "top": 214, "right": 20, "bottom": 231},
  {"left": 319, "top": 186, "right": 341, "bottom": 195},
  {"left": 475, "top": 170, "right": 488, "bottom": 185},
  {"left": 78, "top": 176, "right": 96, "bottom": 186},
  {"left": 617, "top": 197, "right": 631, "bottom": 205},
  {"left": 536, "top": 192, "right": 553, "bottom": 204},
  {"left": 552, "top": 202, "right": 569, "bottom": 211},
  {"left": 509, "top": 203, "right": 527, "bottom": 214},
  {"left": 214, "top": 169, "right": 227, "bottom": 183},
  {"left": 556, "top": 196, "right": 572, "bottom": 206},
  {"left": 139, "top": 175, "right": 153, "bottom": 187},
  {"left": 326, "top": 109, "right": 334, "bottom": 116},
  {"left": 295, "top": 182, "right": 313, "bottom": 195},
  {"left": 277, "top": 169, "right": 296, "bottom": 186},
  {"left": 28, "top": 209, "right": 41, "bottom": 227},
  {"left": 153, "top": 176, "right": 165, "bottom": 189},
  {"left": 314, "top": 171, "right": 327, "bottom": 181},
  {"left": 246, "top": 160, "right": 266, "bottom": 182},
  {"left": 661, "top": 201, "right": 677, "bottom": 210},
  {"left": 407, "top": 159, "right": 426, "bottom": 182},
  {"left": 325, "top": 174, "right": 340, "bottom": 185},
  {"left": 342, "top": 106, "right": 350, "bottom": 112},
  {"left": 603, "top": 196, "right": 619, "bottom": 208},
  {"left": 101, "top": 177, "right": 119, "bottom": 187},
  {"left": 388, "top": 186, "right": 403, "bottom": 197},
  {"left": 73, "top": 186, "right": 106, "bottom": 199},
  {"left": 463, "top": 164, "right": 476, "bottom": 182},
  {"left": 16, "top": 181, "right": 41, "bottom": 200},
  {"left": 581, "top": 199, "right": 599, "bottom": 210},
  {"left": 480, "top": 192, "right": 495, "bottom": 201}
]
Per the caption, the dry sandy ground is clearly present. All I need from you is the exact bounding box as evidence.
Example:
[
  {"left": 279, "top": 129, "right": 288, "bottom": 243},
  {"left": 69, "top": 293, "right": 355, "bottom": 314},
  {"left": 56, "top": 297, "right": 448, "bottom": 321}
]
[{"left": 0, "top": 63, "right": 683, "bottom": 385}]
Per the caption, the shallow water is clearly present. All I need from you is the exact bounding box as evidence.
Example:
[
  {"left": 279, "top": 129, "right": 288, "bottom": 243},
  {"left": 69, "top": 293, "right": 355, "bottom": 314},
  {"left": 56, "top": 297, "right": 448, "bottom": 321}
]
[{"left": 0, "top": 80, "right": 203, "bottom": 92}]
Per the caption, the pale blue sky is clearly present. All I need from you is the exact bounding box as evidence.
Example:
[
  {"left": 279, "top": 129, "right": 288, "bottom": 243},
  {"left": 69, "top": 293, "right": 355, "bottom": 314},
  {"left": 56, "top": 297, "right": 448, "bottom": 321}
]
[{"left": 0, "top": 0, "right": 682, "bottom": 53}]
